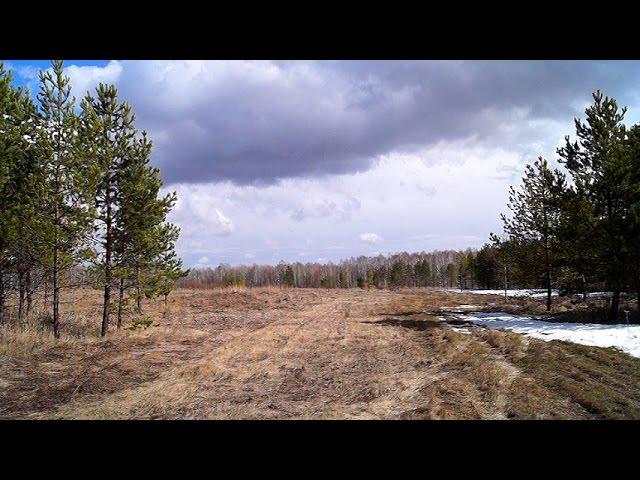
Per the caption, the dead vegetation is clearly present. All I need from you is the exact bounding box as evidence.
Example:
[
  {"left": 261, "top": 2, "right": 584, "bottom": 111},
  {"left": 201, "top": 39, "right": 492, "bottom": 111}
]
[{"left": 1, "top": 287, "right": 639, "bottom": 419}]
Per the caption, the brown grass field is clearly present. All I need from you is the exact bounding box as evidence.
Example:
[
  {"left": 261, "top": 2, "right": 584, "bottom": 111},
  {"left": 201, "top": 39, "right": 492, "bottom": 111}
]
[{"left": 1, "top": 287, "right": 640, "bottom": 419}]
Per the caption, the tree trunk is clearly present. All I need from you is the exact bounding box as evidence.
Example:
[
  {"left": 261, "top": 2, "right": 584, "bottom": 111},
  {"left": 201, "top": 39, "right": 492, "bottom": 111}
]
[
  {"left": 582, "top": 274, "right": 587, "bottom": 301},
  {"left": 135, "top": 266, "right": 142, "bottom": 313},
  {"left": 544, "top": 239, "right": 552, "bottom": 312},
  {"left": 503, "top": 265, "right": 508, "bottom": 303},
  {"left": 101, "top": 186, "right": 113, "bottom": 338},
  {"left": 52, "top": 162, "right": 62, "bottom": 338},
  {"left": 52, "top": 245, "right": 60, "bottom": 339},
  {"left": 609, "top": 290, "right": 621, "bottom": 323},
  {"left": 0, "top": 259, "right": 4, "bottom": 326},
  {"left": 101, "top": 261, "right": 111, "bottom": 336},
  {"left": 136, "top": 285, "right": 142, "bottom": 313},
  {"left": 101, "top": 270, "right": 111, "bottom": 336},
  {"left": 18, "top": 270, "right": 25, "bottom": 324},
  {"left": 25, "top": 269, "right": 33, "bottom": 318},
  {"left": 546, "top": 268, "right": 552, "bottom": 312},
  {"left": 117, "top": 277, "right": 124, "bottom": 329}
]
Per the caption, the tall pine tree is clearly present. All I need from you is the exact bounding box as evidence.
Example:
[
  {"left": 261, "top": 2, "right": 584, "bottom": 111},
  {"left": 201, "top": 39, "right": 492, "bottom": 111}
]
[
  {"left": 81, "top": 83, "right": 136, "bottom": 336},
  {"left": 557, "top": 91, "right": 632, "bottom": 320},
  {"left": 0, "top": 63, "right": 23, "bottom": 325},
  {"left": 37, "top": 60, "right": 94, "bottom": 337},
  {"left": 500, "top": 157, "right": 566, "bottom": 311}
]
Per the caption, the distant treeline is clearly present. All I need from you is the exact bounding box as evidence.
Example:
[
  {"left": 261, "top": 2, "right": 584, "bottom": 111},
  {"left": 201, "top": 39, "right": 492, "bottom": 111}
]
[{"left": 180, "top": 247, "right": 522, "bottom": 291}]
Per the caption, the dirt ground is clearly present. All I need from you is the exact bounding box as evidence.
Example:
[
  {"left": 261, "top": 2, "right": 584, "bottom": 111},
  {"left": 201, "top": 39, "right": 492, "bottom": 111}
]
[{"left": 1, "top": 287, "right": 640, "bottom": 419}]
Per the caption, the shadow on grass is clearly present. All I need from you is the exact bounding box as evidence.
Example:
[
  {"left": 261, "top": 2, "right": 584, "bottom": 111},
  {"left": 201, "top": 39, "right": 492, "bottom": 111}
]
[{"left": 363, "top": 315, "right": 475, "bottom": 331}]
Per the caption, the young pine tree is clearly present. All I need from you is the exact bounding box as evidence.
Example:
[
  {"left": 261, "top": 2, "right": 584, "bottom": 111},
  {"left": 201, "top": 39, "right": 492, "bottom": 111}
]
[
  {"left": 500, "top": 157, "right": 566, "bottom": 311},
  {"left": 413, "top": 259, "right": 432, "bottom": 287},
  {"left": 282, "top": 265, "right": 295, "bottom": 287},
  {"left": 0, "top": 64, "right": 24, "bottom": 325},
  {"left": 37, "top": 60, "right": 95, "bottom": 337},
  {"left": 81, "top": 83, "right": 136, "bottom": 336},
  {"left": 144, "top": 224, "right": 187, "bottom": 309},
  {"left": 390, "top": 259, "right": 407, "bottom": 289},
  {"left": 0, "top": 66, "right": 49, "bottom": 325},
  {"left": 8, "top": 93, "right": 47, "bottom": 323},
  {"left": 114, "top": 132, "right": 184, "bottom": 324}
]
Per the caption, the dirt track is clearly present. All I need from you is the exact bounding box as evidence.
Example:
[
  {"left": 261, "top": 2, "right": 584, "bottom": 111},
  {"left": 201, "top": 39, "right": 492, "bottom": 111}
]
[{"left": 2, "top": 287, "right": 640, "bottom": 419}]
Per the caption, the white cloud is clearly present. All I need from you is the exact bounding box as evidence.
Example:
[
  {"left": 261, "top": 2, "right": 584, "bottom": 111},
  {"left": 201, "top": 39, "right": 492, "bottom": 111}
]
[
  {"left": 162, "top": 143, "right": 533, "bottom": 267},
  {"left": 291, "top": 195, "right": 360, "bottom": 221},
  {"left": 65, "top": 61, "right": 123, "bottom": 99},
  {"left": 210, "top": 209, "right": 235, "bottom": 236},
  {"left": 359, "top": 232, "right": 383, "bottom": 244},
  {"left": 169, "top": 186, "right": 235, "bottom": 238}
]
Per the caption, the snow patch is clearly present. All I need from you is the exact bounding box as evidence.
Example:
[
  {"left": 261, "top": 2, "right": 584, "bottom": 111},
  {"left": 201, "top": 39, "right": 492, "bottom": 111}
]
[
  {"left": 445, "top": 288, "right": 559, "bottom": 298},
  {"left": 447, "top": 311, "right": 640, "bottom": 358}
]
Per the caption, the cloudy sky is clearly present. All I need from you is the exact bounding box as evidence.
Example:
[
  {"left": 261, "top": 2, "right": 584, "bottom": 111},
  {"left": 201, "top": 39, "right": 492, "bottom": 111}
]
[{"left": 6, "top": 60, "right": 640, "bottom": 267}]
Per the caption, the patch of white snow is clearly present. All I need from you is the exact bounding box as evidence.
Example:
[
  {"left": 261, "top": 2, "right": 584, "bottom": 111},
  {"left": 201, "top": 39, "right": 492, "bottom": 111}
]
[{"left": 448, "top": 311, "right": 640, "bottom": 358}]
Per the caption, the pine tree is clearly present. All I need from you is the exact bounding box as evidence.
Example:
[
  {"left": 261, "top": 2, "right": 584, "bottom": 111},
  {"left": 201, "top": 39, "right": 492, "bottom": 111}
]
[
  {"left": 0, "top": 63, "right": 22, "bottom": 325},
  {"left": 474, "top": 244, "right": 500, "bottom": 289},
  {"left": 626, "top": 124, "right": 640, "bottom": 312},
  {"left": 500, "top": 157, "right": 566, "bottom": 311},
  {"left": 557, "top": 91, "right": 632, "bottom": 321},
  {"left": 113, "top": 131, "right": 182, "bottom": 324},
  {"left": 338, "top": 269, "right": 349, "bottom": 288},
  {"left": 489, "top": 234, "right": 519, "bottom": 302},
  {"left": 366, "top": 268, "right": 375, "bottom": 289},
  {"left": 37, "top": 60, "right": 95, "bottom": 337},
  {"left": 413, "top": 259, "right": 432, "bottom": 287},
  {"left": 282, "top": 265, "right": 295, "bottom": 287},
  {"left": 144, "top": 224, "right": 187, "bottom": 309},
  {"left": 0, "top": 66, "right": 45, "bottom": 325},
  {"left": 81, "top": 83, "right": 136, "bottom": 336},
  {"left": 390, "top": 259, "right": 407, "bottom": 289},
  {"left": 458, "top": 251, "right": 476, "bottom": 290},
  {"left": 444, "top": 262, "right": 458, "bottom": 289},
  {"left": 8, "top": 93, "right": 46, "bottom": 323}
]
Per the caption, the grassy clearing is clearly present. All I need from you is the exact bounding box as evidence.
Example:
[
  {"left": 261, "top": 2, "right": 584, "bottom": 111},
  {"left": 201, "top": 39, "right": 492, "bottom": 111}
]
[{"left": 1, "top": 287, "right": 639, "bottom": 419}]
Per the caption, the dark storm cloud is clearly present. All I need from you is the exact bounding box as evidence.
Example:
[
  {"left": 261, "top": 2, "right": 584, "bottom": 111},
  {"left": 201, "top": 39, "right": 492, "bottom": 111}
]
[{"left": 116, "top": 60, "right": 640, "bottom": 186}]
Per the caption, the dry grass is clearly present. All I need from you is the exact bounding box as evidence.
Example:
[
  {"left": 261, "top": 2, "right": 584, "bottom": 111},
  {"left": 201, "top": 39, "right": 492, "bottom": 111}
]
[{"left": 1, "top": 287, "right": 640, "bottom": 419}]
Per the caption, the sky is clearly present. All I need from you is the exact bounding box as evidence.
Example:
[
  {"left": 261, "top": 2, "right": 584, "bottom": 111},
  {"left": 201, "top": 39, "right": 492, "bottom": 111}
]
[{"left": 5, "top": 60, "right": 640, "bottom": 268}]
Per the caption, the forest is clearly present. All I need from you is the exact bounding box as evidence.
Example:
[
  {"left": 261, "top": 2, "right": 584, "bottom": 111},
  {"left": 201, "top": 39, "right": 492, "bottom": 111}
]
[
  {"left": 0, "top": 61, "right": 186, "bottom": 338},
  {"left": 182, "top": 91, "right": 640, "bottom": 322}
]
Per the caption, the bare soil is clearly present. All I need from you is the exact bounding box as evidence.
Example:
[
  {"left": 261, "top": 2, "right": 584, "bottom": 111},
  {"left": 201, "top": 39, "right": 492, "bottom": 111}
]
[{"left": 1, "top": 287, "right": 639, "bottom": 419}]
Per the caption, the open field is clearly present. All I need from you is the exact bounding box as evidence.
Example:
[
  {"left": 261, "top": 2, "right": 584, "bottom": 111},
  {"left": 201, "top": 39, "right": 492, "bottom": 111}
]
[{"left": 1, "top": 287, "right": 640, "bottom": 419}]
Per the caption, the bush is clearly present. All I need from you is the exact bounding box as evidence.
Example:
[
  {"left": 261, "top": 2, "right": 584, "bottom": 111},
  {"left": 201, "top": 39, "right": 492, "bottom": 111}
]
[{"left": 125, "top": 316, "right": 158, "bottom": 331}]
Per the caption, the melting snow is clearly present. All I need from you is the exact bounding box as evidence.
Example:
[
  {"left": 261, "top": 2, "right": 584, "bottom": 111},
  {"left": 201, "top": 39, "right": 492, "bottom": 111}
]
[
  {"left": 446, "top": 311, "right": 640, "bottom": 358},
  {"left": 445, "top": 288, "right": 560, "bottom": 298}
]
